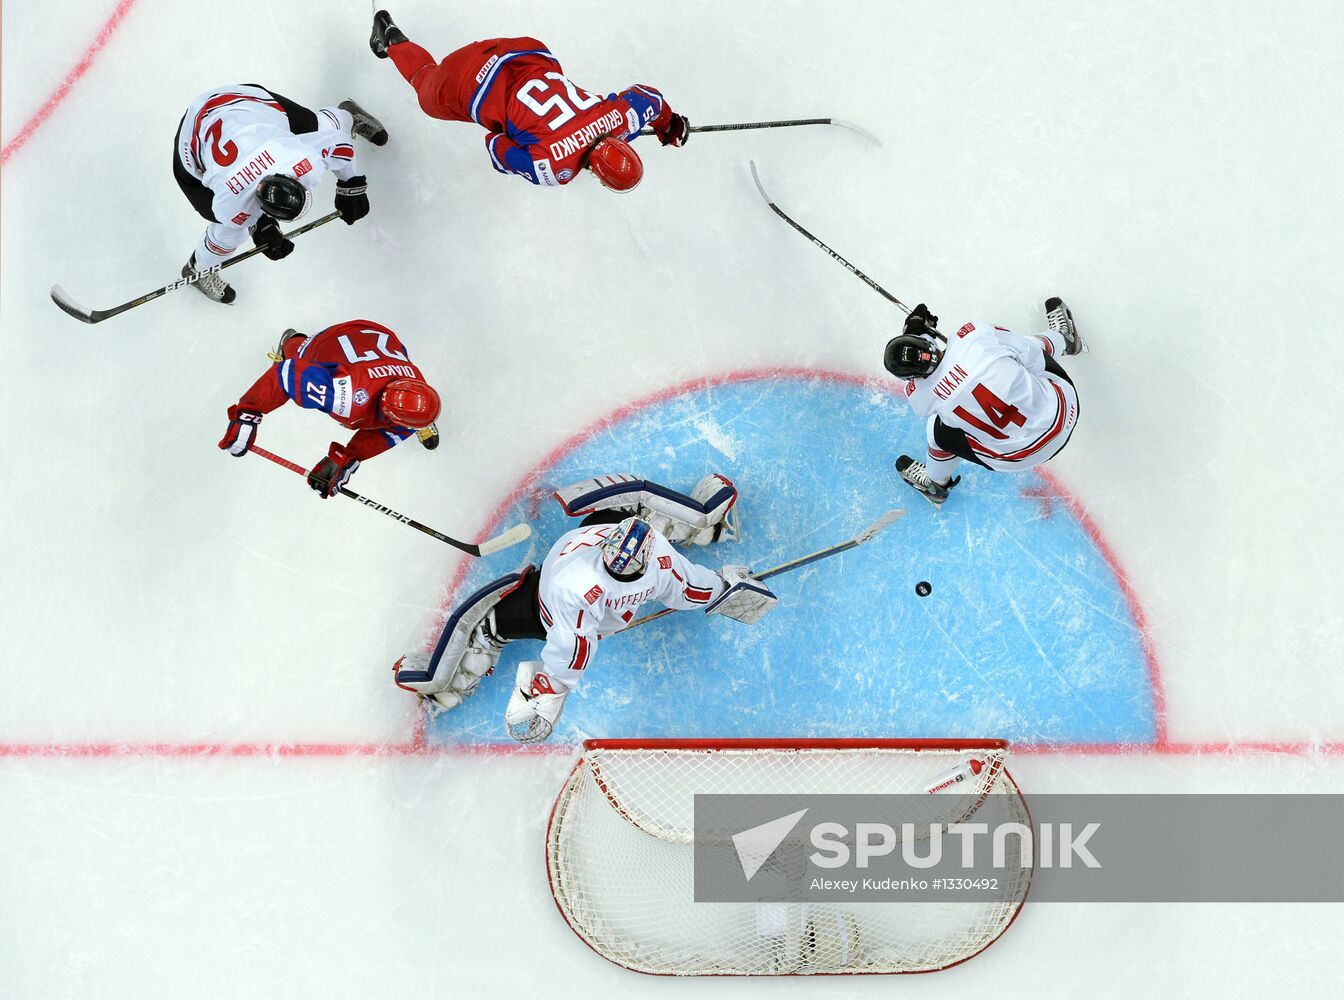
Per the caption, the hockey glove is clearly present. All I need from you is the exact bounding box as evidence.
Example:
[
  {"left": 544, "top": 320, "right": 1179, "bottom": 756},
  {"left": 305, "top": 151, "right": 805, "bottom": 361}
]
[
  {"left": 250, "top": 215, "right": 295, "bottom": 261},
  {"left": 706, "top": 565, "right": 778, "bottom": 625},
  {"left": 218, "top": 406, "right": 263, "bottom": 457},
  {"left": 307, "top": 443, "right": 360, "bottom": 499},
  {"left": 904, "top": 303, "right": 939, "bottom": 338},
  {"left": 504, "top": 662, "right": 569, "bottom": 743},
  {"left": 655, "top": 112, "right": 691, "bottom": 148},
  {"left": 335, "top": 176, "right": 370, "bottom": 225}
]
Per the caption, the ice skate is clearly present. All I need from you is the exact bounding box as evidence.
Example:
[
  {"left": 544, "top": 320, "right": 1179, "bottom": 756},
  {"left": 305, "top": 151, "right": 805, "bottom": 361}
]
[
  {"left": 1045, "top": 296, "right": 1085, "bottom": 355},
  {"left": 338, "top": 99, "right": 389, "bottom": 146},
  {"left": 895, "top": 455, "right": 959, "bottom": 508},
  {"left": 182, "top": 254, "right": 236, "bottom": 304}
]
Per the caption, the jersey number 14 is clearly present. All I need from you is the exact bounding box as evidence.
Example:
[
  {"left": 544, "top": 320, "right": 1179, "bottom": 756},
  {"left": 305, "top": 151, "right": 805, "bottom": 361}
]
[{"left": 954, "top": 384, "right": 1026, "bottom": 440}]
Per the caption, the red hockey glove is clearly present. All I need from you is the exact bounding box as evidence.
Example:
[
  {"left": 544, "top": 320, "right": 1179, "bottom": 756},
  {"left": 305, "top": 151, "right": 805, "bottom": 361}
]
[
  {"left": 218, "top": 406, "right": 263, "bottom": 457},
  {"left": 655, "top": 112, "right": 690, "bottom": 148},
  {"left": 307, "top": 443, "right": 360, "bottom": 499}
]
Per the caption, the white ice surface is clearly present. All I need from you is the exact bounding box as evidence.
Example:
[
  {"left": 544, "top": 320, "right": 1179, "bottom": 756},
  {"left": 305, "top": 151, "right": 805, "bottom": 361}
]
[{"left": 3, "top": 0, "right": 1344, "bottom": 996}]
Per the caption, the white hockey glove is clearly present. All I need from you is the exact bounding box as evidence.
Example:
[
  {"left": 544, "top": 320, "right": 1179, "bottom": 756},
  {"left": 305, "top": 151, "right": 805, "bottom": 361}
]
[
  {"left": 705, "top": 565, "right": 778, "bottom": 625},
  {"left": 504, "top": 661, "right": 570, "bottom": 743}
]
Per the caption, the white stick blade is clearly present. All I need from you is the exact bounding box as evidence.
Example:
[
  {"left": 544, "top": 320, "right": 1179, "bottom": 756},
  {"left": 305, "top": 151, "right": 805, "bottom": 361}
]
[
  {"left": 855, "top": 509, "right": 905, "bottom": 544},
  {"left": 829, "top": 119, "right": 883, "bottom": 146},
  {"left": 50, "top": 286, "right": 94, "bottom": 323},
  {"left": 476, "top": 523, "right": 532, "bottom": 557},
  {"left": 748, "top": 160, "right": 772, "bottom": 204}
]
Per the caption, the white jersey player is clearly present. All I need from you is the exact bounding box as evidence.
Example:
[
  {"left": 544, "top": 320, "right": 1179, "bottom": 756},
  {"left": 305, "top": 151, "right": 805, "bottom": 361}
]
[
  {"left": 393, "top": 473, "right": 778, "bottom": 742},
  {"left": 885, "top": 298, "right": 1086, "bottom": 506},
  {"left": 173, "top": 84, "right": 389, "bottom": 303}
]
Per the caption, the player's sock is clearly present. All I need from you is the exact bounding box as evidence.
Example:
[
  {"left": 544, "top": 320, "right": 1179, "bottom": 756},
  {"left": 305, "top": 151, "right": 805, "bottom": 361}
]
[{"left": 387, "top": 40, "right": 435, "bottom": 87}]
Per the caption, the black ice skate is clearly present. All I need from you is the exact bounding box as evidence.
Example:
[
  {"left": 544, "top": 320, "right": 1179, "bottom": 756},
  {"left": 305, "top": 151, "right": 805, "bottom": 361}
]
[
  {"left": 895, "top": 455, "right": 959, "bottom": 508},
  {"left": 339, "top": 100, "right": 389, "bottom": 147},
  {"left": 370, "top": 10, "right": 408, "bottom": 58},
  {"left": 416, "top": 424, "right": 440, "bottom": 450},
  {"left": 182, "top": 254, "right": 236, "bottom": 305},
  {"left": 1045, "top": 296, "right": 1085, "bottom": 355},
  {"left": 267, "top": 328, "right": 307, "bottom": 363}
]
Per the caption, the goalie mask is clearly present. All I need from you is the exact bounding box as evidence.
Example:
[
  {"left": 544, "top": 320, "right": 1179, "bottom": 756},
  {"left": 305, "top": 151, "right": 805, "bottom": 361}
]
[
  {"left": 602, "top": 516, "right": 653, "bottom": 579},
  {"left": 883, "top": 333, "right": 943, "bottom": 379}
]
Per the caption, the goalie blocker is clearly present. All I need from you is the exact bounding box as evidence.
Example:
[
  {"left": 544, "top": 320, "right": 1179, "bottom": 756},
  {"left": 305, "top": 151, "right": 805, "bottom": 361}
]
[{"left": 393, "top": 471, "right": 775, "bottom": 731}]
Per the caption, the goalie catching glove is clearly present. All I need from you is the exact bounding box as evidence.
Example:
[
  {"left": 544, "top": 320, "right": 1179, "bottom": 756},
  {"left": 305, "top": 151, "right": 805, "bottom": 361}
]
[
  {"left": 504, "top": 662, "right": 569, "bottom": 743},
  {"left": 705, "top": 565, "right": 777, "bottom": 625}
]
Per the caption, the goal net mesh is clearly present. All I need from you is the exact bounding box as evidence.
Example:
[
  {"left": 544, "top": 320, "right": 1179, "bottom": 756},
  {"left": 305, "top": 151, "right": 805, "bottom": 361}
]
[{"left": 545, "top": 739, "right": 1031, "bottom": 975}]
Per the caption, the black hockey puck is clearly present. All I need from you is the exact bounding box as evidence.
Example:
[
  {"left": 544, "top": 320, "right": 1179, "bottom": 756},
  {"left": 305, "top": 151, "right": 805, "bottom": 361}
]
[{"left": 915, "top": 581, "right": 932, "bottom": 597}]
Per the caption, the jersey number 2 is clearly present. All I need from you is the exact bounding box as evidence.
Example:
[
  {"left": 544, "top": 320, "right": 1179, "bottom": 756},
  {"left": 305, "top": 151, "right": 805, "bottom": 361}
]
[
  {"left": 204, "top": 120, "right": 238, "bottom": 166},
  {"left": 953, "top": 385, "right": 1026, "bottom": 440},
  {"left": 516, "top": 74, "right": 601, "bottom": 129}
]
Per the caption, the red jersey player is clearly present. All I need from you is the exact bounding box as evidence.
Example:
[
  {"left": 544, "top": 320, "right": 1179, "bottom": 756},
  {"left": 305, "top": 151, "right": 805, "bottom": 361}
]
[
  {"left": 219, "top": 321, "right": 441, "bottom": 498},
  {"left": 368, "top": 10, "right": 689, "bottom": 191}
]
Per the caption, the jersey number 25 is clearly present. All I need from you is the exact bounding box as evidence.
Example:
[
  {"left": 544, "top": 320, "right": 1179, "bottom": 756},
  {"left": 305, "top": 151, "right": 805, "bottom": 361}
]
[{"left": 516, "top": 74, "right": 601, "bottom": 130}]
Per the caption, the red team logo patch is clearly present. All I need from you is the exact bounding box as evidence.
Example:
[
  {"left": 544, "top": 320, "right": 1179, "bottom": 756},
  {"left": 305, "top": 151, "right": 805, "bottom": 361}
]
[
  {"left": 293, "top": 158, "right": 312, "bottom": 177},
  {"left": 584, "top": 585, "right": 604, "bottom": 605},
  {"left": 658, "top": 556, "right": 672, "bottom": 570},
  {"left": 957, "top": 323, "right": 975, "bottom": 339},
  {"left": 230, "top": 211, "right": 251, "bottom": 225}
]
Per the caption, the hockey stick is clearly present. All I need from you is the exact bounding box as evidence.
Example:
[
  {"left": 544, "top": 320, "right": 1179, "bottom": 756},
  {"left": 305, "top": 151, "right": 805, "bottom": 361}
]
[
  {"left": 627, "top": 509, "right": 905, "bottom": 629},
  {"left": 748, "top": 161, "right": 946, "bottom": 343},
  {"left": 248, "top": 445, "right": 531, "bottom": 557},
  {"left": 50, "top": 211, "right": 341, "bottom": 325},
  {"left": 639, "top": 118, "right": 879, "bottom": 144}
]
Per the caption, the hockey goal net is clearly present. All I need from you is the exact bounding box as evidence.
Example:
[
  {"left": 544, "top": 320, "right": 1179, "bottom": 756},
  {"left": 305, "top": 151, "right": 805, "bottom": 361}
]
[{"left": 546, "top": 738, "right": 1031, "bottom": 976}]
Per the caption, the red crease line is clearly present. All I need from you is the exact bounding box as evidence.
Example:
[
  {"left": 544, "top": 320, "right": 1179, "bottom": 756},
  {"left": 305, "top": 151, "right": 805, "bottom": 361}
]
[{"left": 1, "top": 0, "right": 141, "bottom": 165}]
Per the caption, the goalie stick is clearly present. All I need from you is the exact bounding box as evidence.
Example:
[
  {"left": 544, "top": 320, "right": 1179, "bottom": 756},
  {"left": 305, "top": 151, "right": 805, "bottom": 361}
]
[
  {"left": 49, "top": 211, "right": 340, "bottom": 325},
  {"left": 748, "top": 161, "right": 947, "bottom": 343},
  {"left": 627, "top": 509, "right": 905, "bottom": 629},
  {"left": 639, "top": 118, "right": 879, "bottom": 144},
  {"left": 248, "top": 445, "right": 531, "bottom": 557}
]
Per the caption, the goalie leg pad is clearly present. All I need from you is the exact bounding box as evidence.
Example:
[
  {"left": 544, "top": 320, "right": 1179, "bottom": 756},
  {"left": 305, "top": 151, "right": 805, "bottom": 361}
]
[
  {"left": 393, "top": 568, "right": 535, "bottom": 706},
  {"left": 705, "top": 576, "right": 778, "bottom": 625},
  {"left": 554, "top": 473, "right": 739, "bottom": 545}
]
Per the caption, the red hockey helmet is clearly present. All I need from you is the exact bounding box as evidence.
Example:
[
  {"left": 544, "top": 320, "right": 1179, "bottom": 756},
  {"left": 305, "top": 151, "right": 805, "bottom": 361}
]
[
  {"left": 587, "top": 136, "right": 643, "bottom": 192},
  {"left": 380, "top": 378, "right": 441, "bottom": 428}
]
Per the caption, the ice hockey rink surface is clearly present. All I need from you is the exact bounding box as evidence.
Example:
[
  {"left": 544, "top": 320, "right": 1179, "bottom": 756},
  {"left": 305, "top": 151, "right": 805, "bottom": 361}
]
[{"left": 3, "top": 1, "right": 1343, "bottom": 996}]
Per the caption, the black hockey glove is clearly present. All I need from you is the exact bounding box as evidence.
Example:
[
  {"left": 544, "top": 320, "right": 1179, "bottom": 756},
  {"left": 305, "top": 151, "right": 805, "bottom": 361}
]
[
  {"left": 250, "top": 215, "right": 294, "bottom": 261},
  {"left": 335, "top": 176, "right": 370, "bottom": 225},
  {"left": 655, "top": 112, "right": 690, "bottom": 148},
  {"left": 904, "top": 303, "right": 939, "bottom": 338}
]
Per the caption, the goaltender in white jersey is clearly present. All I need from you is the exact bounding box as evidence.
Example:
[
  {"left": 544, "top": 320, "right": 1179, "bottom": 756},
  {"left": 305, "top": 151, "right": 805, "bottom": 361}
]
[
  {"left": 394, "top": 473, "right": 778, "bottom": 742},
  {"left": 173, "top": 84, "right": 389, "bottom": 303},
  {"left": 885, "top": 298, "right": 1086, "bottom": 507}
]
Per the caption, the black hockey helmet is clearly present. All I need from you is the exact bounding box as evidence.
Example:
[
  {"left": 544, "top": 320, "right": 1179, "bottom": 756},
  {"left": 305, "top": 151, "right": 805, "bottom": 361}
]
[
  {"left": 883, "top": 334, "right": 943, "bottom": 379},
  {"left": 257, "top": 173, "right": 309, "bottom": 221}
]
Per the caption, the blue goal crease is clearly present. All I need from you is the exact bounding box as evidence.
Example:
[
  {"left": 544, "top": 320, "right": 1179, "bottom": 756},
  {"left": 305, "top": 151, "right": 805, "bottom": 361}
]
[{"left": 429, "top": 376, "right": 1157, "bottom": 747}]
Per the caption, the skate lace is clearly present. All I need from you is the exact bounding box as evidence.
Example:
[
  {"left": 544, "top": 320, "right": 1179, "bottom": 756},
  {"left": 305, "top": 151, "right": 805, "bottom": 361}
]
[{"left": 903, "top": 461, "right": 933, "bottom": 487}]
